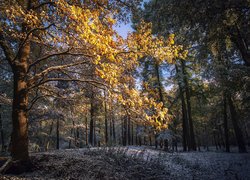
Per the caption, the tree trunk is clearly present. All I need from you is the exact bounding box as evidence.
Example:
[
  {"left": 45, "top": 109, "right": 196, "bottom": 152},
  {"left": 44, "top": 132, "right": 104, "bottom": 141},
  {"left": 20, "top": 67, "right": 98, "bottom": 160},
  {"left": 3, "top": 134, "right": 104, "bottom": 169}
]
[
  {"left": 85, "top": 116, "right": 88, "bottom": 146},
  {"left": 89, "top": 98, "right": 94, "bottom": 146},
  {"left": 123, "top": 116, "right": 127, "bottom": 146},
  {"left": 0, "top": 105, "right": 5, "bottom": 152},
  {"left": 131, "top": 121, "right": 134, "bottom": 145},
  {"left": 112, "top": 117, "right": 116, "bottom": 144},
  {"left": 155, "top": 134, "right": 158, "bottom": 149},
  {"left": 11, "top": 74, "right": 29, "bottom": 161},
  {"left": 181, "top": 60, "right": 196, "bottom": 151},
  {"left": 223, "top": 94, "right": 230, "bottom": 152},
  {"left": 11, "top": 41, "right": 30, "bottom": 161},
  {"left": 228, "top": 94, "right": 247, "bottom": 153},
  {"left": 56, "top": 119, "right": 59, "bottom": 149},
  {"left": 128, "top": 115, "right": 131, "bottom": 145},
  {"left": 109, "top": 115, "right": 112, "bottom": 144},
  {"left": 230, "top": 27, "right": 250, "bottom": 66},
  {"left": 104, "top": 91, "right": 108, "bottom": 145},
  {"left": 46, "top": 121, "right": 53, "bottom": 151},
  {"left": 175, "top": 64, "right": 189, "bottom": 151},
  {"left": 93, "top": 114, "right": 96, "bottom": 146},
  {"left": 155, "top": 61, "right": 164, "bottom": 103}
]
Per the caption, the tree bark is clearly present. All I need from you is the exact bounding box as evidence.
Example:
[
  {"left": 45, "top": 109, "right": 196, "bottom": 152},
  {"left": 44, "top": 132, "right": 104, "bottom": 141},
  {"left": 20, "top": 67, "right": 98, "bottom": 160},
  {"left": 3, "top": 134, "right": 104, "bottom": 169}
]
[
  {"left": 175, "top": 64, "right": 189, "bottom": 151},
  {"left": 85, "top": 116, "right": 88, "bottom": 146},
  {"left": 89, "top": 97, "right": 94, "bottom": 146},
  {"left": 223, "top": 94, "right": 230, "bottom": 152},
  {"left": 131, "top": 121, "right": 134, "bottom": 145},
  {"left": 181, "top": 60, "right": 196, "bottom": 151},
  {"left": 122, "top": 116, "right": 127, "bottom": 146},
  {"left": 228, "top": 94, "right": 247, "bottom": 153},
  {"left": 0, "top": 105, "right": 5, "bottom": 152},
  {"left": 56, "top": 119, "right": 59, "bottom": 149},
  {"left": 155, "top": 61, "right": 164, "bottom": 103},
  {"left": 127, "top": 115, "right": 131, "bottom": 145},
  {"left": 11, "top": 39, "right": 30, "bottom": 161},
  {"left": 112, "top": 116, "right": 116, "bottom": 144},
  {"left": 230, "top": 27, "right": 250, "bottom": 66},
  {"left": 104, "top": 91, "right": 108, "bottom": 145}
]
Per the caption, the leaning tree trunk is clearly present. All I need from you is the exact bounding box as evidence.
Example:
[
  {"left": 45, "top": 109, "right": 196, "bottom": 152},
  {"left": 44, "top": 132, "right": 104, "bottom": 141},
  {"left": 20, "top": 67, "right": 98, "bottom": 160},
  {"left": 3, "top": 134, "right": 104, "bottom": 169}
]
[{"left": 230, "top": 27, "right": 250, "bottom": 66}]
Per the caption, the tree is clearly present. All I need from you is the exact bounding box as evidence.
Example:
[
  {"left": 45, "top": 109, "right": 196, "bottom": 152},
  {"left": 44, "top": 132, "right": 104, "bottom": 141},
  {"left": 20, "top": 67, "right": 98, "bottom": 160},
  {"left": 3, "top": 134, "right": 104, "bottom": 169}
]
[
  {"left": 0, "top": 0, "right": 183, "bottom": 170},
  {"left": 141, "top": 0, "right": 249, "bottom": 153}
]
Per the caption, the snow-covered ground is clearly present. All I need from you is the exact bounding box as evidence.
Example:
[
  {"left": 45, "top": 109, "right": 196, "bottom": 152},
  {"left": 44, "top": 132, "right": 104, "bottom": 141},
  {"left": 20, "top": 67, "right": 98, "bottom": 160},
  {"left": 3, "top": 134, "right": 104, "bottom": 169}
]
[
  {"left": 1, "top": 146, "right": 250, "bottom": 180},
  {"left": 125, "top": 146, "right": 250, "bottom": 180}
]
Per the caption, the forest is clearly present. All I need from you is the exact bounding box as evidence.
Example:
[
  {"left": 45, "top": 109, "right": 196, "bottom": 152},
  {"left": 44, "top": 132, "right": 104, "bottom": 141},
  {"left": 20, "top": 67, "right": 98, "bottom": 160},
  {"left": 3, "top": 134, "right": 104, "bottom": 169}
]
[{"left": 0, "top": 0, "right": 249, "bottom": 179}]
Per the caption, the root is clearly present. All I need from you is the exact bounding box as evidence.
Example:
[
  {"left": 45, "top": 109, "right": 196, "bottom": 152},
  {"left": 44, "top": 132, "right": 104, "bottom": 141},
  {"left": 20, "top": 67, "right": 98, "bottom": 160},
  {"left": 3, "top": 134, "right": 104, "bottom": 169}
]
[
  {"left": 0, "top": 158, "right": 12, "bottom": 174},
  {"left": 0, "top": 158, "right": 33, "bottom": 175}
]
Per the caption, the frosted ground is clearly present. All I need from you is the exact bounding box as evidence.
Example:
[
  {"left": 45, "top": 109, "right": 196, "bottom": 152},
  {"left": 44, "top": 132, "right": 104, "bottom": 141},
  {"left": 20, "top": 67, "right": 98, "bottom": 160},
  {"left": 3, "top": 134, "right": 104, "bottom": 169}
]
[{"left": 1, "top": 146, "right": 250, "bottom": 180}]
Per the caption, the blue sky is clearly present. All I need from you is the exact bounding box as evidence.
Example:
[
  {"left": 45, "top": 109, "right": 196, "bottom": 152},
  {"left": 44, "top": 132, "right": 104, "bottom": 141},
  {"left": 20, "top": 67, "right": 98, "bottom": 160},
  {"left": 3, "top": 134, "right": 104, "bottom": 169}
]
[
  {"left": 113, "top": 0, "right": 150, "bottom": 38},
  {"left": 114, "top": 22, "right": 133, "bottom": 38}
]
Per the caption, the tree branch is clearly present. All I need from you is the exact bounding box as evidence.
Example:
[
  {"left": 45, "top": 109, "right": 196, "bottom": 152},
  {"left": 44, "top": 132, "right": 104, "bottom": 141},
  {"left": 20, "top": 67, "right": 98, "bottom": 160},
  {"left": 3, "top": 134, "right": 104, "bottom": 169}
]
[
  {"left": 0, "top": 30, "right": 15, "bottom": 68},
  {"left": 29, "top": 59, "right": 91, "bottom": 85},
  {"left": 13, "top": 24, "right": 55, "bottom": 62},
  {"left": 31, "top": 1, "right": 56, "bottom": 10},
  {"left": 28, "top": 50, "right": 94, "bottom": 71}
]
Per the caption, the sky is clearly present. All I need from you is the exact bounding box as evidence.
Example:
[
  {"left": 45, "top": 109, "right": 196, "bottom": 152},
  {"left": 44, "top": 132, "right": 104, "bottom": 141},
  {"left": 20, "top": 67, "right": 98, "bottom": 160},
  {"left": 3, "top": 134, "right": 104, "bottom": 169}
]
[
  {"left": 113, "top": 0, "right": 150, "bottom": 38},
  {"left": 114, "top": 22, "right": 133, "bottom": 38}
]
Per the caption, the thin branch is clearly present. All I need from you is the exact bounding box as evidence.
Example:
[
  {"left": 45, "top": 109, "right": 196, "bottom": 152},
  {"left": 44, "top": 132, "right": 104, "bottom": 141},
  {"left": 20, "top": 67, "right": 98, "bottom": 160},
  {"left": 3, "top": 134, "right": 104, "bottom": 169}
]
[
  {"left": 41, "top": 78, "right": 107, "bottom": 88},
  {"left": 28, "top": 95, "right": 43, "bottom": 111},
  {"left": 28, "top": 76, "right": 107, "bottom": 91},
  {"left": 29, "top": 51, "right": 94, "bottom": 72},
  {"left": 29, "top": 59, "right": 91, "bottom": 84},
  {"left": 28, "top": 49, "right": 70, "bottom": 71},
  {"left": 13, "top": 24, "right": 55, "bottom": 62},
  {"left": 32, "top": 1, "right": 56, "bottom": 10}
]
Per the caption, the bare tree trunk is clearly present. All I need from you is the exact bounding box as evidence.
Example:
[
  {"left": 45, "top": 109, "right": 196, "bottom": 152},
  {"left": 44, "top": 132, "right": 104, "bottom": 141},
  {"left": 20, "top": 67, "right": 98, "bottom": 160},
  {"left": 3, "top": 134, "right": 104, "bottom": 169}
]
[
  {"left": 56, "top": 119, "right": 59, "bottom": 149},
  {"left": 0, "top": 105, "right": 5, "bottom": 152},
  {"left": 223, "top": 94, "right": 230, "bottom": 152},
  {"left": 176, "top": 64, "right": 189, "bottom": 151},
  {"left": 228, "top": 94, "right": 247, "bottom": 153},
  {"left": 112, "top": 117, "right": 116, "bottom": 144},
  {"left": 123, "top": 116, "right": 127, "bottom": 146},
  {"left": 93, "top": 116, "right": 96, "bottom": 146},
  {"left": 155, "top": 61, "right": 164, "bottom": 104},
  {"left": 85, "top": 116, "right": 88, "bottom": 146},
  {"left": 181, "top": 61, "right": 196, "bottom": 151},
  {"left": 104, "top": 91, "right": 108, "bottom": 145},
  {"left": 89, "top": 98, "right": 94, "bottom": 146},
  {"left": 46, "top": 121, "right": 53, "bottom": 151},
  {"left": 131, "top": 121, "right": 134, "bottom": 145},
  {"left": 155, "top": 134, "right": 158, "bottom": 149},
  {"left": 128, "top": 115, "right": 131, "bottom": 145}
]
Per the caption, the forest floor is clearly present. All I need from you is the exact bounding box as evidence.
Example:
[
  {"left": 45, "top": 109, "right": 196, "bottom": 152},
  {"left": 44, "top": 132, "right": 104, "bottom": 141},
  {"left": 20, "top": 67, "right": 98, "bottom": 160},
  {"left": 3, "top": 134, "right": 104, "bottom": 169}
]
[{"left": 1, "top": 146, "right": 250, "bottom": 180}]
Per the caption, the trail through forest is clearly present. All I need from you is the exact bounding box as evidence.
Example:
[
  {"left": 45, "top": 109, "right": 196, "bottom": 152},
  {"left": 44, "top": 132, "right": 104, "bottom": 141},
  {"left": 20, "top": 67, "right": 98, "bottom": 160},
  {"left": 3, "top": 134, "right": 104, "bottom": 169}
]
[{"left": 1, "top": 147, "right": 250, "bottom": 180}]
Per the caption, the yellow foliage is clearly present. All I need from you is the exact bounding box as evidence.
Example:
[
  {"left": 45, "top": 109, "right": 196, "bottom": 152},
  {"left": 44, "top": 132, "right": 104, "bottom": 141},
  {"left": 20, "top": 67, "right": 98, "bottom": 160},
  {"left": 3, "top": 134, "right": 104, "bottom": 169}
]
[{"left": 1, "top": 0, "right": 184, "bottom": 132}]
